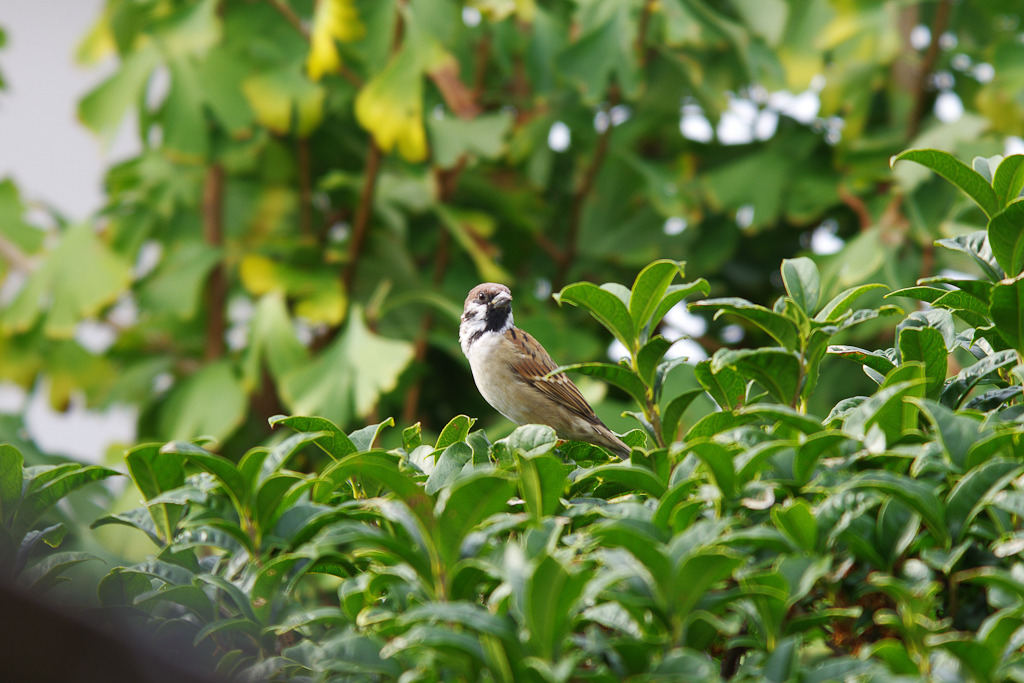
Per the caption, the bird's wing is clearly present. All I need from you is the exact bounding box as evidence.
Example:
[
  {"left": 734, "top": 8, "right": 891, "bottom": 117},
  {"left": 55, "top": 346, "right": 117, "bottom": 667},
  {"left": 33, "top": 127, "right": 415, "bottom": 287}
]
[{"left": 504, "top": 328, "right": 602, "bottom": 424}]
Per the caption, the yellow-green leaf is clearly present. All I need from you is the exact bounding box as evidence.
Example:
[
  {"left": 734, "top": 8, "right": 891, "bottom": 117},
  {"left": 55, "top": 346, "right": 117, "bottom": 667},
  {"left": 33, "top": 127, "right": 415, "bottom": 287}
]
[
  {"left": 242, "top": 67, "right": 326, "bottom": 137},
  {"left": 307, "top": 0, "right": 365, "bottom": 81},
  {"left": 354, "top": 45, "right": 427, "bottom": 162}
]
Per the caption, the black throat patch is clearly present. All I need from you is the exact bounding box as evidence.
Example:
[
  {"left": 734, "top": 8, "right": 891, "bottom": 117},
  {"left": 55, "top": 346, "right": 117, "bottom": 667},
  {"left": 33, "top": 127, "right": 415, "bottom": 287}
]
[{"left": 484, "top": 304, "right": 510, "bottom": 333}]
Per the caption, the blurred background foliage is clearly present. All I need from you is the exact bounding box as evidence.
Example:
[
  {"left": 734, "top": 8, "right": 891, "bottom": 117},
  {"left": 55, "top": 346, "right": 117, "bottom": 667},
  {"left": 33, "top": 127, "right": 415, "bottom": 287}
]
[{"left": 1, "top": 0, "right": 1023, "bottom": 461}]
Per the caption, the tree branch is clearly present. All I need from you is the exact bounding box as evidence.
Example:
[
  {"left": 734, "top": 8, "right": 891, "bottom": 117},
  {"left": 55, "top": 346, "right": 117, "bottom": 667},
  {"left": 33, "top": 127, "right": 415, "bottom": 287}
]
[
  {"left": 906, "top": 0, "right": 953, "bottom": 140},
  {"left": 556, "top": 92, "right": 617, "bottom": 288},
  {"left": 202, "top": 164, "right": 227, "bottom": 362},
  {"left": 342, "top": 141, "right": 382, "bottom": 296},
  {"left": 297, "top": 137, "right": 313, "bottom": 238}
]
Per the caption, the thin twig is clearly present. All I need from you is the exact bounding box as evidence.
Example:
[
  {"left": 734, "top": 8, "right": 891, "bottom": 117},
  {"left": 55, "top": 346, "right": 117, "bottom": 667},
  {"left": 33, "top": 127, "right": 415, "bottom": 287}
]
[
  {"left": 402, "top": 230, "right": 451, "bottom": 425},
  {"left": 838, "top": 185, "right": 873, "bottom": 231},
  {"left": 556, "top": 90, "right": 618, "bottom": 288},
  {"left": 266, "top": 0, "right": 308, "bottom": 39},
  {"left": 342, "top": 142, "right": 382, "bottom": 295},
  {"left": 202, "top": 164, "right": 227, "bottom": 362},
  {"left": 906, "top": 0, "right": 953, "bottom": 139}
]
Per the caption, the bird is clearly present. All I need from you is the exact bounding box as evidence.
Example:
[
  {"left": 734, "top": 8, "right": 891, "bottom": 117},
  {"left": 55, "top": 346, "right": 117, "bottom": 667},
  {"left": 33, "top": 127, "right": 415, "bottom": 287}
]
[{"left": 459, "top": 282, "right": 631, "bottom": 459}]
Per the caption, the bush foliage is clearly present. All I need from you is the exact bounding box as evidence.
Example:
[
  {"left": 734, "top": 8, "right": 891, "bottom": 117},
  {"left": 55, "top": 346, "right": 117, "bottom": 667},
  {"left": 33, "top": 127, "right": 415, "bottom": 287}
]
[{"left": 5, "top": 148, "right": 1024, "bottom": 679}]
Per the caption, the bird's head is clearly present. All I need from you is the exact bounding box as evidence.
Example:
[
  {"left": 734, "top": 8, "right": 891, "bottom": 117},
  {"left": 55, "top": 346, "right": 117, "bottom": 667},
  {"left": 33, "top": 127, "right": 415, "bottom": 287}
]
[{"left": 460, "top": 283, "right": 514, "bottom": 350}]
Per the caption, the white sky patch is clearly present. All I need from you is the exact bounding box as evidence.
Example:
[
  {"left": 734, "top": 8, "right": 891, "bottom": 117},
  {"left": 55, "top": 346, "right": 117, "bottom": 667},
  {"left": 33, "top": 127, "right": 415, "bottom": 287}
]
[
  {"left": 462, "top": 6, "right": 482, "bottom": 27},
  {"left": 1006, "top": 137, "right": 1024, "bottom": 156},
  {"left": 663, "top": 216, "right": 687, "bottom": 235},
  {"left": 75, "top": 319, "right": 118, "bottom": 353},
  {"left": 974, "top": 63, "right": 995, "bottom": 83},
  {"left": 134, "top": 240, "right": 163, "bottom": 278},
  {"left": 0, "top": 382, "right": 27, "bottom": 413},
  {"left": 935, "top": 91, "right": 964, "bottom": 123},
  {"left": 663, "top": 303, "right": 707, "bottom": 337},
  {"left": 736, "top": 204, "right": 755, "bottom": 229},
  {"left": 910, "top": 25, "right": 931, "bottom": 50},
  {"left": 721, "top": 324, "right": 745, "bottom": 344},
  {"left": 24, "top": 381, "right": 138, "bottom": 463},
  {"left": 810, "top": 221, "right": 845, "bottom": 255},
  {"left": 680, "top": 106, "right": 714, "bottom": 143},
  {"left": 548, "top": 121, "right": 571, "bottom": 152}
]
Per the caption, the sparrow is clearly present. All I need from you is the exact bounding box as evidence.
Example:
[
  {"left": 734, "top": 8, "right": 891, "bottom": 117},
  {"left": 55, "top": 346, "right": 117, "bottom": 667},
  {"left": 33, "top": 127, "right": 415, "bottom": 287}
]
[{"left": 459, "top": 282, "right": 630, "bottom": 459}]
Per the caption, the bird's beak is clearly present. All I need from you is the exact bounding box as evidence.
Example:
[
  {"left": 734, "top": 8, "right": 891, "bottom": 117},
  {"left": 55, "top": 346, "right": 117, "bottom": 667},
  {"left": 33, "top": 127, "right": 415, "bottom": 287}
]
[{"left": 491, "top": 291, "right": 512, "bottom": 309}]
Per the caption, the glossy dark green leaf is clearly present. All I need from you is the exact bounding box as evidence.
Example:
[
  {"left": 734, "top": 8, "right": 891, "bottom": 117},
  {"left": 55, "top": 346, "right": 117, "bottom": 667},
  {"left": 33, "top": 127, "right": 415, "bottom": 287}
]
[
  {"left": 710, "top": 347, "right": 802, "bottom": 406},
  {"left": 349, "top": 418, "right": 395, "bottom": 452},
  {"left": 269, "top": 414, "right": 358, "bottom": 460},
  {"left": 988, "top": 199, "right": 1024, "bottom": 277},
  {"left": 661, "top": 388, "right": 704, "bottom": 444},
  {"left": 781, "top": 257, "right": 820, "bottom": 314},
  {"left": 424, "top": 442, "right": 473, "bottom": 495},
  {"left": 814, "top": 283, "right": 888, "bottom": 322},
  {"left": 990, "top": 278, "right": 1024, "bottom": 354},
  {"left": 891, "top": 149, "right": 999, "bottom": 217},
  {"left": 551, "top": 361, "right": 648, "bottom": 407},
  {"left": 13, "top": 464, "right": 121, "bottom": 539},
  {"left": 436, "top": 472, "right": 516, "bottom": 566},
  {"left": 628, "top": 259, "right": 683, "bottom": 335},
  {"left": 694, "top": 359, "right": 746, "bottom": 410},
  {"left": 690, "top": 298, "right": 799, "bottom": 349},
  {"left": 945, "top": 458, "right": 1022, "bottom": 542},
  {"left": 897, "top": 326, "right": 948, "bottom": 395},
  {"left": 843, "top": 471, "right": 949, "bottom": 547},
  {"left": 0, "top": 443, "right": 24, "bottom": 526},
  {"left": 125, "top": 443, "right": 185, "bottom": 543},
  {"left": 97, "top": 567, "right": 154, "bottom": 608},
  {"left": 570, "top": 463, "right": 667, "bottom": 498},
  {"left": 317, "top": 452, "right": 432, "bottom": 525},
  {"left": 554, "top": 281, "right": 635, "bottom": 350},
  {"left": 636, "top": 336, "right": 673, "bottom": 387},
  {"left": 517, "top": 453, "right": 566, "bottom": 518},
  {"left": 936, "top": 231, "right": 1003, "bottom": 282},
  {"left": 523, "top": 553, "right": 589, "bottom": 660},
  {"left": 435, "top": 414, "right": 474, "bottom": 451},
  {"left": 772, "top": 499, "right": 817, "bottom": 552}
]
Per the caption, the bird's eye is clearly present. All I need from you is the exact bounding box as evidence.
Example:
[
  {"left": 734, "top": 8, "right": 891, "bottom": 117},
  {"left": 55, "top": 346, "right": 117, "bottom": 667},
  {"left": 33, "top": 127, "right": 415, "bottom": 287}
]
[{"left": 477, "top": 292, "right": 487, "bottom": 302}]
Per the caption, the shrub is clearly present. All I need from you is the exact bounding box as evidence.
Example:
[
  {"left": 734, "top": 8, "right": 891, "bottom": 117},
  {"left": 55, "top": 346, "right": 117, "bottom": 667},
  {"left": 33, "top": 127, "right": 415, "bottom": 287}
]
[{"left": 3, "top": 149, "right": 1024, "bottom": 680}]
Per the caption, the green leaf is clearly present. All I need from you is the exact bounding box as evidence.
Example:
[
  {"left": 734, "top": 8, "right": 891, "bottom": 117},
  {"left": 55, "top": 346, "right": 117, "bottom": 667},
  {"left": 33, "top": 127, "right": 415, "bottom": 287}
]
[
  {"left": 20, "top": 552, "right": 99, "bottom": 592},
  {"left": 13, "top": 464, "right": 120, "bottom": 539},
  {"left": 891, "top": 149, "right": 1000, "bottom": 218},
  {"left": 436, "top": 206, "right": 512, "bottom": 284},
  {"left": 435, "top": 415, "right": 474, "bottom": 450},
  {"left": 349, "top": 418, "right": 395, "bottom": 452},
  {"left": 162, "top": 441, "right": 249, "bottom": 512},
  {"left": 936, "top": 231, "right": 1003, "bottom": 282},
  {"left": 689, "top": 298, "right": 799, "bottom": 349},
  {"left": 241, "top": 293, "right": 309, "bottom": 391},
  {"left": 551, "top": 361, "right": 647, "bottom": 407},
  {"left": 814, "top": 283, "right": 888, "bottom": 323},
  {"left": 281, "top": 307, "right": 415, "bottom": 428},
  {"left": 0, "top": 444, "right": 24, "bottom": 526},
  {"left": 842, "top": 374, "right": 926, "bottom": 443},
  {"left": 688, "top": 441, "right": 736, "bottom": 499},
  {"left": 242, "top": 65, "right": 326, "bottom": 137},
  {"left": 781, "top": 257, "right": 820, "bottom": 314},
  {"left": 125, "top": 444, "right": 185, "bottom": 543},
  {"left": 944, "top": 458, "right": 1022, "bottom": 542},
  {"left": 910, "top": 398, "right": 985, "bottom": 470},
  {"left": 661, "top": 389, "right": 704, "bottom": 444},
  {"left": 694, "top": 359, "right": 746, "bottom": 410},
  {"left": 78, "top": 43, "right": 159, "bottom": 145},
  {"left": 772, "top": 499, "right": 817, "bottom": 552},
  {"left": 436, "top": 472, "right": 515, "bottom": 565},
  {"left": 137, "top": 240, "right": 222, "bottom": 320},
  {"left": 649, "top": 280, "right": 711, "bottom": 332},
  {"left": 1, "top": 223, "right": 133, "bottom": 337},
  {"left": 844, "top": 471, "right": 950, "bottom": 547},
  {"left": 897, "top": 326, "right": 948, "bottom": 396},
  {"left": 670, "top": 549, "right": 743, "bottom": 621},
  {"left": 425, "top": 442, "right": 472, "bottom": 495},
  {"left": 555, "top": 281, "right": 636, "bottom": 351},
  {"left": 427, "top": 110, "right": 513, "bottom": 168},
  {"left": 316, "top": 452, "right": 432, "bottom": 526},
  {"left": 990, "top": 278, "right": 1024, "bottom": 354},
  {"left": 710, "top": 347, "right": 802, "bottom": 406},
  {"left": 517, "top": 453, "right": 566, "bottom": 518},
  {"left": 0, "top": 180, "right": 44, "bottom": 255},
  {"left": 636, "top": 336, "right": 673, "bottom": 387},
  {"left": 97, "top": 567, "right": 154, "bottom": 608},
  {"left": 988, "top": 200, "right": 1024, "bottom": 277},
  {"left": 628, "top": 260, "right": 684, "bottom": 336},
  {"left": 556, "top": 7, "right": 640, "bottom": 103},
  {"left": 993, "top": 154, "right": 1024, "bottom": 207},
  {"left": 827, "top": 345, "right": 897, "bottom": 378},
  {"left": 524, "top": 554, "right": 588, "bottom": 660},
  {"left": 269, "top": 414, "right": 357, "bottom": 460},
  {"left": 570, "top": 463, "right": 667, "bottom": 498},
  {"left": 158, "top": 361, "right": 246, "bottom": 443}
]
